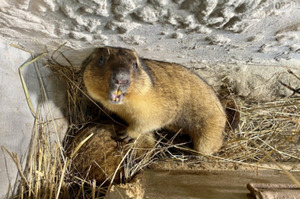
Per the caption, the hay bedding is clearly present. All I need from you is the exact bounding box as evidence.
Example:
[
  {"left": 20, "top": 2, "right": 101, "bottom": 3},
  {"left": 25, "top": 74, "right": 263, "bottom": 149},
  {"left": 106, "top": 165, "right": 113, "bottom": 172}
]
[
  {"left": 4, "top": 50, "right": 300, "bottom": 198},
  {"left": 220, "top": 98, "right": 299, "bottom": 163}
]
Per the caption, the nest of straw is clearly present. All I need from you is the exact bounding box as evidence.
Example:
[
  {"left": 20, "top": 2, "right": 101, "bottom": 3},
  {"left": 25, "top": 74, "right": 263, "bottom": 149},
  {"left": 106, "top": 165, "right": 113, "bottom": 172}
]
[{"left": 4, "top": 49, "right": 300, "bottom": 198}]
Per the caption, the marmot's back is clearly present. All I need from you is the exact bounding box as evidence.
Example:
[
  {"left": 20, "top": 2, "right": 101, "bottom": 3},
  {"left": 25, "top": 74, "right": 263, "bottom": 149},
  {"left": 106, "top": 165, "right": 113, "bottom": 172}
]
[
  {"left": 143, "top": 59, "right": 224, "bottom": 121},
  {"left": 83, "top": 47, "right": 226, "bottom": 155}
]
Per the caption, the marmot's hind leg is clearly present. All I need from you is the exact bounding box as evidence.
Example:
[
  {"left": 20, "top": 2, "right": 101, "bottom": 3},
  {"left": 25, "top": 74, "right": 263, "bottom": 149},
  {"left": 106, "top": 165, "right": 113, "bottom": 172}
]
[{"left": 192, "top": 122, "right": 225, "bottom": 155}]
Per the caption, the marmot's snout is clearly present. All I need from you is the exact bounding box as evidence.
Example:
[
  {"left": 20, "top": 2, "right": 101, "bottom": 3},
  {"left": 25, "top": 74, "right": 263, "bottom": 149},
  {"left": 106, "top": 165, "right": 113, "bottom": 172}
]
[{"left": 108, "top": 69, "right": 130, "bottom": 104}]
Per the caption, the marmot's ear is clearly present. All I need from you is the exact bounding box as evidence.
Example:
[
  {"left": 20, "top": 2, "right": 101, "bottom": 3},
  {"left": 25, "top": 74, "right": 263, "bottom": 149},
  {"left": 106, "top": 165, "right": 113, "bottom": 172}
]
[
  {"left": 98, "top": 47, "right": 111, "bottom": 58},
  {"left": 133, "top": 51, "right": 138, "bottom": 58},
  {"left": 106, "top": 48, "right": 111, "bottom": 55}
]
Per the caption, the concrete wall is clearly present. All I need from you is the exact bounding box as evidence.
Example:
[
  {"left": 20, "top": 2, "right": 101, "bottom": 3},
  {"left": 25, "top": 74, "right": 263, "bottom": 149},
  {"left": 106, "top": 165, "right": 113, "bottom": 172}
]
[
  {"left": 0, "top": 39, "right": 67, "bottom": 198},
  {"left": 0, "top": 0, "right": 300, "bottom": 64},
  {"left": 0, "top": 39, "right": 33, "bottom": 198}
]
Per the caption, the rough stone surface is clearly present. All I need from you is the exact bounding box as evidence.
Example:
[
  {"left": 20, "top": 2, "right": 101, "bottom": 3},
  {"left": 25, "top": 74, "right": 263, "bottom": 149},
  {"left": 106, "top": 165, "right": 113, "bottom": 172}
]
[{"left": 0, "top": 0, "right": 300, "bottom": 66}]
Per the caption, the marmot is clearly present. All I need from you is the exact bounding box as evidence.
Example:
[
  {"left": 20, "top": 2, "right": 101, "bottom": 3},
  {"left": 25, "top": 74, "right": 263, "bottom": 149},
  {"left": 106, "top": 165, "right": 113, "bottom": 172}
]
[{"left": 83, "top": 47, "right": 226, "bottom": 155}]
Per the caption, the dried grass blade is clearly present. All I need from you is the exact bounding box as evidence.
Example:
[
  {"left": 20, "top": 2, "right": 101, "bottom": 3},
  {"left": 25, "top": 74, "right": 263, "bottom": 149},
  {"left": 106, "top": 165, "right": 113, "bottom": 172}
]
[
  {"left": 18, "top": 53, "right": 47, "bottom": 118},
  {"left": 1, "top": 146, "right": 34, "bottom": 197},
  {"left": 92, "top": 180, "right": 96, "bottom": 199},
  {"left": 55, "top": 158, "right": 68, "bottom": 199},
  {"left": 250, "top": 140, "right": 300, "bottom": 188},
  {"left": 70, "top": 133, "right": 94, "bottom": 159}
]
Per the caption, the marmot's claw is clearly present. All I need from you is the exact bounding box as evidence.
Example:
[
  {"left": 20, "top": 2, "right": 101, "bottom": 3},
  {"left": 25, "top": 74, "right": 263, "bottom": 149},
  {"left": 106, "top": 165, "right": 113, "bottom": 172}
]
[{"left": 116, "top": 131, "right": 133, "bottom": 143}]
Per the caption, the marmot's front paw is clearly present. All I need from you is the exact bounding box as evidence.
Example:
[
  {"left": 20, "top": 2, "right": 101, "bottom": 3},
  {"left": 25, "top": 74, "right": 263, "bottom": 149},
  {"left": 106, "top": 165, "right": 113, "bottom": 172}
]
[{"left": 116, "top": 130, "right": 133, "bottom": 143}]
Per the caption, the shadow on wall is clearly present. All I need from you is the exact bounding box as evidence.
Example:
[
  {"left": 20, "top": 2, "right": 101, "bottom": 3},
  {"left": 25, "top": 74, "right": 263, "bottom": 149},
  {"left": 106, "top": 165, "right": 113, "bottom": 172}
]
[
  {"left": 0, "top": 41, "right": 71, "bottom": 198},
  {"left": 21, "top": 53, "right": 70, "bottom": 143},
  {"left": 0, "top": 41, "right": 34, "bottom": 198}
]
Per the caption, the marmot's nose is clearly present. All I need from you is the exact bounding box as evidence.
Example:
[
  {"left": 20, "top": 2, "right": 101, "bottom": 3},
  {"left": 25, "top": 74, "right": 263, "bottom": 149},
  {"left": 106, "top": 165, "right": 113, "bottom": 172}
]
[{"left": 111, "top": 70, "right": 130, "bottom": 86}]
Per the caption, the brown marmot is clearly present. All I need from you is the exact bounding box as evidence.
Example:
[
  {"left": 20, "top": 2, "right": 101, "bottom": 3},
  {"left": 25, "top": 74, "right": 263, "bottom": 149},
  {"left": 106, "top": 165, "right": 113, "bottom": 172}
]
[{"left": 83, "top": 47, "right": 226, "bottom": 155}]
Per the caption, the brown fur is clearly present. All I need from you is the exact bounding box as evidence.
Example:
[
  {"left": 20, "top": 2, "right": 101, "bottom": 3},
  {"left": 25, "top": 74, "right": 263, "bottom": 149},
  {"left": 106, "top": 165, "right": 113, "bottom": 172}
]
[{"left": 83, "top": 47, "right": 226, "bottom": 155}]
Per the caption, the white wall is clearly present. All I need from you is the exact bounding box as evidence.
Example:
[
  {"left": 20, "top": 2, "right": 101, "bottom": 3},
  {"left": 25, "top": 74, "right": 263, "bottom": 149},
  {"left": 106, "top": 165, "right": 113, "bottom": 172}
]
[
  {"left": 0, "top": 0, "right": 300, "bottom": 64},
  {"left": 0, "top": 39, "right": 67, "bottom": 199},
  {"left": 0, "top": 39, "right": 34, "bottom": 198}
]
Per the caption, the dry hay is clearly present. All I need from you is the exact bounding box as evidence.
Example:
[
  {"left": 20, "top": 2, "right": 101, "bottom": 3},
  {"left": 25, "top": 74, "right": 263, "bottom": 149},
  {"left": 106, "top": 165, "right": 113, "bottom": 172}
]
[
  {"left": 3, "top": 48, "right": 300, "bottom": 198},
  {"left": 219, "top": 98, "right": 300, "bottom": 163}
]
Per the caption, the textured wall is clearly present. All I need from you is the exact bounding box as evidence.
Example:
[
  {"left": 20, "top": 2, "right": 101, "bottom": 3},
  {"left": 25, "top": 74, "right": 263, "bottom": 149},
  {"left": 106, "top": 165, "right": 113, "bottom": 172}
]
[{"left": 1, "top": 0, "right": 300, "bottom": 64}]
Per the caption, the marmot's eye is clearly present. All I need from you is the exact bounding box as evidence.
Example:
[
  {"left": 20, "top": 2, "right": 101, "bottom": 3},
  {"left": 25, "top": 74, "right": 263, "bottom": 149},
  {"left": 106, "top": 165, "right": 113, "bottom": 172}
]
[
  {"left": 133, "top": 62, "right": 138, "bottom": 69},
  {"left": 98, "top": 56, "right": 104, "bottom": 66}
]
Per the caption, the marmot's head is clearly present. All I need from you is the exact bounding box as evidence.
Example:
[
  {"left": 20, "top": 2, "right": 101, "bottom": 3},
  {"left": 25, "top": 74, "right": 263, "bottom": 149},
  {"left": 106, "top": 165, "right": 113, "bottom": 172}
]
[{"left": 83, "top": 47, "right": 152, "bottom": 104}]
